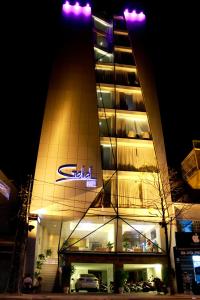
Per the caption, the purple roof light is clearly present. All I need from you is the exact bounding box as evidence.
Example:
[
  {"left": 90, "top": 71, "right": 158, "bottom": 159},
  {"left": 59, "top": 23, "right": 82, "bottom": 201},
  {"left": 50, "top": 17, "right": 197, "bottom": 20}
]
[
  {"left": 138, "top": 12, "right": 146, "bottom": 21},
  {"left": 84, "top": 3, "right": 91, "bottom": 15},
  {"left": 62, "top": 1, "right": 91, "bottom": 16},
  {"left": 124, "top": 9, "right": 146, "bottom": 22},
  {"left": 63, "top": 1, "right": 71, "bottom": 13}
]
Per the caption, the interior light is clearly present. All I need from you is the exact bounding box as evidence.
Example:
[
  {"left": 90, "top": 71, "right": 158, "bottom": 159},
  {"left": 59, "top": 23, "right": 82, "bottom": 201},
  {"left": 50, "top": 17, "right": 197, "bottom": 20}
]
[
  {"left": 193, "top": 255, "right": 200, "bottom": 262},
  {"left": 35, "top": 208, "right": 47, "bottom": 215}
]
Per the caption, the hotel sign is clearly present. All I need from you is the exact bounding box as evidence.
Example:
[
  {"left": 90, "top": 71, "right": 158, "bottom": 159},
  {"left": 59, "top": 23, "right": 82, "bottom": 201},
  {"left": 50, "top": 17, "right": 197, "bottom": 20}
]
[{"left": 56, "top": 164, "right": 97, "bottom": 187}]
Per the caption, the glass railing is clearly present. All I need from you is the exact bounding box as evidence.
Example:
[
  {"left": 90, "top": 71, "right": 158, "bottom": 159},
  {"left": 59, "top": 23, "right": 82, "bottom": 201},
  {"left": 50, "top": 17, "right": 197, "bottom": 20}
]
[
  {"left": 95, "top": 51, "right": 113, "bottom": 63},
  {"left": 98, "top": 116, "right": 150, "bottom": 140},
  {"left": 114, "top": 34, "right": 130, "bottom": 47},
  {"left": 93, "top": 19, "right": 111, "bottom": 34},
  {"left": 114, "top": 51, "right": 135, "bottom": 66},
  {"left": 97, "top": 91, "right": 146, "bottom": 112},
  {"left": 100, "top": 144, "right": 157, "bottom": 172},
  {"left": 94, "top": 32, "right": 113, "bottom": 52},
  {"left": 96, "top": 70, "right": 139, "bottom": 86},
  {"left": 113, "top": 19, "right": 127, "bottom": 31}
]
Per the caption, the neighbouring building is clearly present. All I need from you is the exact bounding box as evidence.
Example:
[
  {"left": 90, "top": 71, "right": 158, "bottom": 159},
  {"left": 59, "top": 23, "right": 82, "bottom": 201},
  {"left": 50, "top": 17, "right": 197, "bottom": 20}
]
[
  {"left": 181, "top": 140, "right": 200, "bottom": 190},
  {"left": 174, "top": 140, "right": 200, "bottom": 293},
  {"left": 0, "top": 170, "right": 17, "bottom": 292},
  {"left": 26, "top": 1, "right": 176, "bottom": 292}
]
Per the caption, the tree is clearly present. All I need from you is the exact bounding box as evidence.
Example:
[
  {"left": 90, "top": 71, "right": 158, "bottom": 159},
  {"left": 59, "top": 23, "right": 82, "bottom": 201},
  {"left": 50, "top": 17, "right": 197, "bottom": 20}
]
[
  {"left": 137, "top": 166, "right": 190, "bottom": 295},
  {"left": 114, "top": 268, "right": 129, "bottom": 293},
  {"left": 61, "top": 264, "right": 75, "bottom": 294}
]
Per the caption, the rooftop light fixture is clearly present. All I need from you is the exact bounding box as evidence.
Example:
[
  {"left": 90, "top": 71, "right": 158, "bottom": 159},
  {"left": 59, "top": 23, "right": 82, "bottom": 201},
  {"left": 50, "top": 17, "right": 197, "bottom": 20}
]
[
  {"left": 62, "top": 1, "right": 91, "bottom": 16},
  {"left": 124, "top": 9, "right": 146, "bottom": 22}
]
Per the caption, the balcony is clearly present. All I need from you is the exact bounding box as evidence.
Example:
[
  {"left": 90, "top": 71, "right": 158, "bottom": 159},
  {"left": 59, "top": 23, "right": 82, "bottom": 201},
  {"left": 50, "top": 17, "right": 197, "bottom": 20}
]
[
  {"left": 181, "top": 140, "right": 200, "bottom": 189},
  {"left": 96, "top": 70, "right": 139, "bottom": 88}
]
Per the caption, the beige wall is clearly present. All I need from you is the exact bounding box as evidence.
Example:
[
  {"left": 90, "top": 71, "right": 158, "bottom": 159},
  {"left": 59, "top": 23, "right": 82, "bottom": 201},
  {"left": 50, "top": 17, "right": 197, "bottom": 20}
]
[{"left": 30, "top": 14, "right": 102, "bottom": 218}]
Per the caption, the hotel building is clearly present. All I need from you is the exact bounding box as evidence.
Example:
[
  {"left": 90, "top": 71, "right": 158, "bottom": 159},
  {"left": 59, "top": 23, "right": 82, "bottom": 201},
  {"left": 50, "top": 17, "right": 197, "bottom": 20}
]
[{"left": 26, "top": 1, "right": 175, "bottom": 292}]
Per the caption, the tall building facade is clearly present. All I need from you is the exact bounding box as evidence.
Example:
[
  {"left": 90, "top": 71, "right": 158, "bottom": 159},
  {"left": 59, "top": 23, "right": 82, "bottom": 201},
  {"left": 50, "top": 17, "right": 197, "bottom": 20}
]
[{"left": 27, "top": 1, "right": 175, "bottom": 292}]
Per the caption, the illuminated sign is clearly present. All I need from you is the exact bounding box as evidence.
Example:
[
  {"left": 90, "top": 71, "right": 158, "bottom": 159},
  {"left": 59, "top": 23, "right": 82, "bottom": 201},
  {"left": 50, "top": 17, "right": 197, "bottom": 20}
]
[
  {"left": 56, "top": 164, "right": 97, "bottom": 187},
  {"left": 176, "top": 232, "right": 200, "bottom": 248},
  {"left": 0, "top": 180, "right": 10, "bottom": 200}
]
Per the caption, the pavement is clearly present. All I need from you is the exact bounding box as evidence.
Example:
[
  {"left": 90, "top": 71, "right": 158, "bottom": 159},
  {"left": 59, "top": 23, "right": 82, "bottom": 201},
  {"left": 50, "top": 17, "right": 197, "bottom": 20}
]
[{"left": 0, "top": 293, "right": 200, "bottom": 300}]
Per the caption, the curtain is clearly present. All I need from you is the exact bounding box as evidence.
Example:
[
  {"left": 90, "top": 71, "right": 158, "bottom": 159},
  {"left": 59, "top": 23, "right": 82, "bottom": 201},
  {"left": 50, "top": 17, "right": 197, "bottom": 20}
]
[{"left": 111, "top": 178, "right": 142, "bottom": 207}]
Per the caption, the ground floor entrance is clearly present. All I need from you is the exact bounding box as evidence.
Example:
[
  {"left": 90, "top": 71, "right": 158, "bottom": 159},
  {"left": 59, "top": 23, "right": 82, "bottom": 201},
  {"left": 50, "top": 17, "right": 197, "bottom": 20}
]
[{"left": 63, "top": 251, "right": 167, "bottom": 294}]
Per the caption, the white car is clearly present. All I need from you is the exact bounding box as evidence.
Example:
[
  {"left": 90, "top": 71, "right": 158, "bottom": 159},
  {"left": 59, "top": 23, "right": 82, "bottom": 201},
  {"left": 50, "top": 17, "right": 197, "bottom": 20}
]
[{"left": 75, "top": 274, "right": 99, "bottom": 292}]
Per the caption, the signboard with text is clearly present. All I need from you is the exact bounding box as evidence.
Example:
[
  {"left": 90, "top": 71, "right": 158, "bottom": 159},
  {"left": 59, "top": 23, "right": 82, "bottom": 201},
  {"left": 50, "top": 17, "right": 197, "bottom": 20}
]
[{"left": 56, "top": 164, "right": 97, "bottom": 187}]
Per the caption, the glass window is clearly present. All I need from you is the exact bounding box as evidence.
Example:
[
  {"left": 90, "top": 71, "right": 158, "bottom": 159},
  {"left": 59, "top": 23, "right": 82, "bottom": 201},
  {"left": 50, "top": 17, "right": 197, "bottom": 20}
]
[
  {"left": 177, "top": 220, "right": 192, "bottom": 232},
  {"left": 115, "top": 51, "right": 135, "bottom": 65},
  {"left": 96, "top": 35, "right": 109, "bottom": 49},
  {"left": 99, "top": 116, "right": 115, "bottom": 137},
  {"left": 94, "top": 19, "right": 110, "bottom": 33},
  {"left": 95, "top": 50, "right": 113, "bottom": 63},
  {"left": 101, "top": 145, "right": 116, "bottom": 170},
  {"left": 97, "top": 91, "right": 114, "bottom": 108},
  {"left": 114, "top": 34, "right": 130, "bottom": 47},
  {"left": 122, "top": 221, "right": 161, "bottom": 253},
  {"left": 60, "top": 217, "right": 115, "bottom": 252}
]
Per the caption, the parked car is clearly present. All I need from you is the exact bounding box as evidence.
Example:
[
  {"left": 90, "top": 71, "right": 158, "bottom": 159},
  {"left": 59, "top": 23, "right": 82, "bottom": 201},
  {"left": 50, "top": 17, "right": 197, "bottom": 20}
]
[{"left": 75, "top": 274, "right": 99, "bottom": 292}]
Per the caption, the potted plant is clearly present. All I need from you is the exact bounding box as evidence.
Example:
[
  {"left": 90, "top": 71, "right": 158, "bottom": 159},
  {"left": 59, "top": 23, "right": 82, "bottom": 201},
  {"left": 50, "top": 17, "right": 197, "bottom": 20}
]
[
  {"left": 106, "top": 241, "right": 114, "bottom": 252},
  {"left": 61, "top": 264, "right": 75, "bottom": 294},
  {"left": 35, "top": 253, "right": 46, "bottom": 278},
  {"left": 123, "top": 240, "right": 130, "bottom": 252}
]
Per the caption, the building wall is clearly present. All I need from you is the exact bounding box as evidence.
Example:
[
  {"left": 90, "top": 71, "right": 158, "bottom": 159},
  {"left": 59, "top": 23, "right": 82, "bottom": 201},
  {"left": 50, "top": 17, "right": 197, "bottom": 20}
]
[
  {"left": 27, "top": 6, "right": 175, "bottom": 291},
  {"left": 30, "top": 12, "right": 102, "bottom": 218}
]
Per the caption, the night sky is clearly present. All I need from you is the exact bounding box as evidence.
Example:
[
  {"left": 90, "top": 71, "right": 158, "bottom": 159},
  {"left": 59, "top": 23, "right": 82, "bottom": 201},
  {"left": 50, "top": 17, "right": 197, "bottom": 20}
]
[{"left": 1, "top": 0, "right": 199, "bottom": 186}]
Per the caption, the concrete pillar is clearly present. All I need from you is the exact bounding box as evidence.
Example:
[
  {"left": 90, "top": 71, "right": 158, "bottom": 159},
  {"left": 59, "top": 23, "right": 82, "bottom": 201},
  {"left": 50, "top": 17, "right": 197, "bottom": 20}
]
[
  {"left": 25, "top": 219, "right": 38, "bottom": 276},
  {"left": 115, "top": 218, "right": 123, "bottom": 251}
]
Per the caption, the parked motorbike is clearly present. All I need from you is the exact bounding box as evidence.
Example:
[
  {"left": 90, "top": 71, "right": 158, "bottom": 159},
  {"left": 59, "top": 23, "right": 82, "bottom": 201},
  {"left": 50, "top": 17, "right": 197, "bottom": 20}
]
[
  {"left": 99, "top": 283, "right": 108, "bottom": 292},
  {"left": 153, "top": 277, "right": 168, "bottom": 294}
]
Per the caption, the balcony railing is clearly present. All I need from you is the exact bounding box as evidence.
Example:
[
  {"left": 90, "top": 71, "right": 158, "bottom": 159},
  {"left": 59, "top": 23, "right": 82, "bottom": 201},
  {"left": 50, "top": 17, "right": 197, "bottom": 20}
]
[{"left": 96, "top": 69, "right": 139, "bottom": 87}]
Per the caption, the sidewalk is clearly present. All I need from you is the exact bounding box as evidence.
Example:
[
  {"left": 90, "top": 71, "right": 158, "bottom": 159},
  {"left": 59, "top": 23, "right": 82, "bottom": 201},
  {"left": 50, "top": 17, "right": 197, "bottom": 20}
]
[{"left": 0, "top": 293, "right": 200, "bottom": 300}]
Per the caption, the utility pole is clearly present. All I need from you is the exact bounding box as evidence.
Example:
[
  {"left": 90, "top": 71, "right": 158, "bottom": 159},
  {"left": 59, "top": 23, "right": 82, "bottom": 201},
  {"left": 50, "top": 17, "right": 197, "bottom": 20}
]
[{"left": 6, "top": 175, "right": 33, "bottom": 293}]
